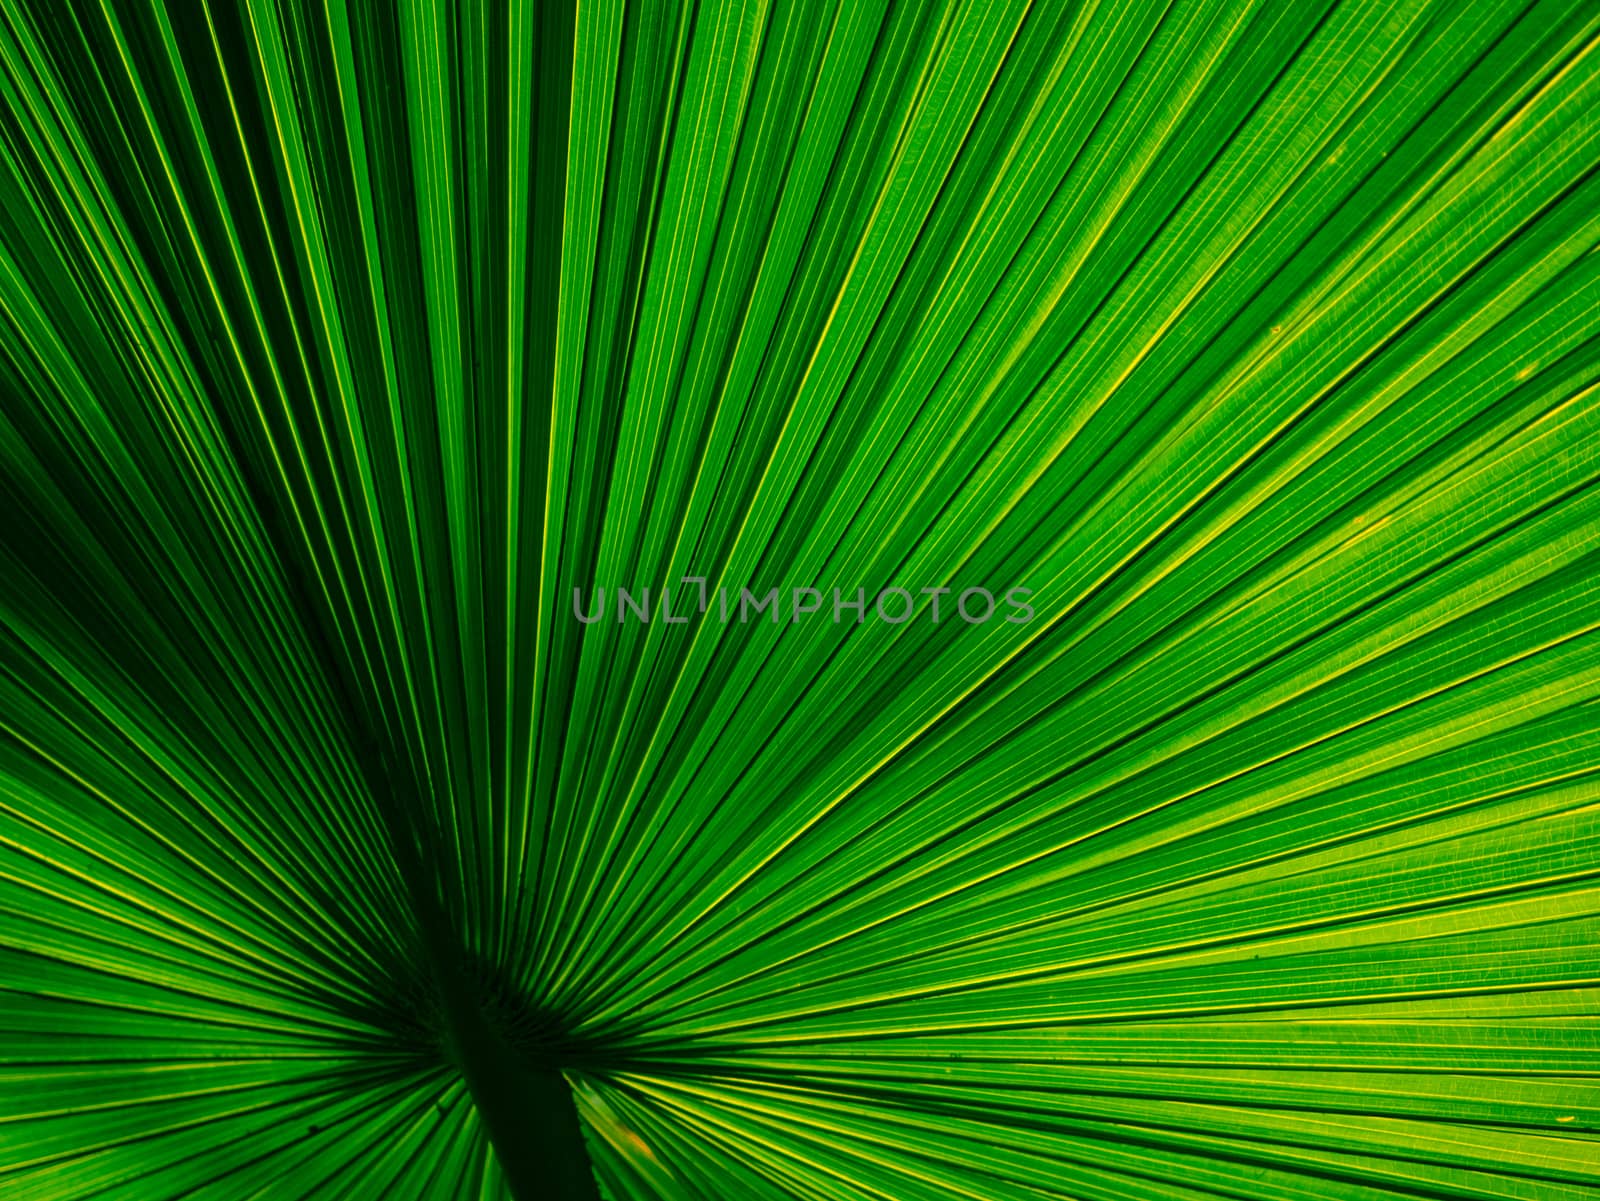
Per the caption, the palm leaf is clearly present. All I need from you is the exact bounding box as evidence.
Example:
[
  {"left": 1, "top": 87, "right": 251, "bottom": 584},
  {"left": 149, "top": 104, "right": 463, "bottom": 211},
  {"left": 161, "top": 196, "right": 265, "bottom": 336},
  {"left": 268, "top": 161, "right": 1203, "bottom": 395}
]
[{"left": 2, "top": 0, "right": 1598, "bottom": 1197}]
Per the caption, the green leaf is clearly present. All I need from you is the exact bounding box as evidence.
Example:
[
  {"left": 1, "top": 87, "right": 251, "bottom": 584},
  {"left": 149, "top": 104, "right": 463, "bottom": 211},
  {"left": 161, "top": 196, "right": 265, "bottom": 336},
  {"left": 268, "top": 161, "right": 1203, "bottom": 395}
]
[{"left": 2, "top": 0, "right": 1598, "bottom": 1197}]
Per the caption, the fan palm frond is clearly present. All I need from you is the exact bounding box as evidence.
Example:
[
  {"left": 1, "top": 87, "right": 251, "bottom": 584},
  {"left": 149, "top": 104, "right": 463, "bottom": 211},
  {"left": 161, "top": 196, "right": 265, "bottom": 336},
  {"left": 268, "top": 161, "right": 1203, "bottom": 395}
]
[{"left": 2, "top": 0, "right": 1599, "bottom": 1197}]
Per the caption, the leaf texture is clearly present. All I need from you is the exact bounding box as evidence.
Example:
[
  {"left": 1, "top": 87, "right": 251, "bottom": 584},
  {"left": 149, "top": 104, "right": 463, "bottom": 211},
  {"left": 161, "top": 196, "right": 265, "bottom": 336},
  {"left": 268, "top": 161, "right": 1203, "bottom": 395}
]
[{"left": 1, "top": 0, "right": 1598, "bottom": 1197}]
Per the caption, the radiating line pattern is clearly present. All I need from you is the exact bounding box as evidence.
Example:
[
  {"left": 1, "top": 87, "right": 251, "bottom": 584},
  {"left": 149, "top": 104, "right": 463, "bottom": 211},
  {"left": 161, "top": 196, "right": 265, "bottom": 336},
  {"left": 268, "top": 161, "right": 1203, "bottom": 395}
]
[{"left": 2, "top": 0, "right": 1599, "bottom": 1197}]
